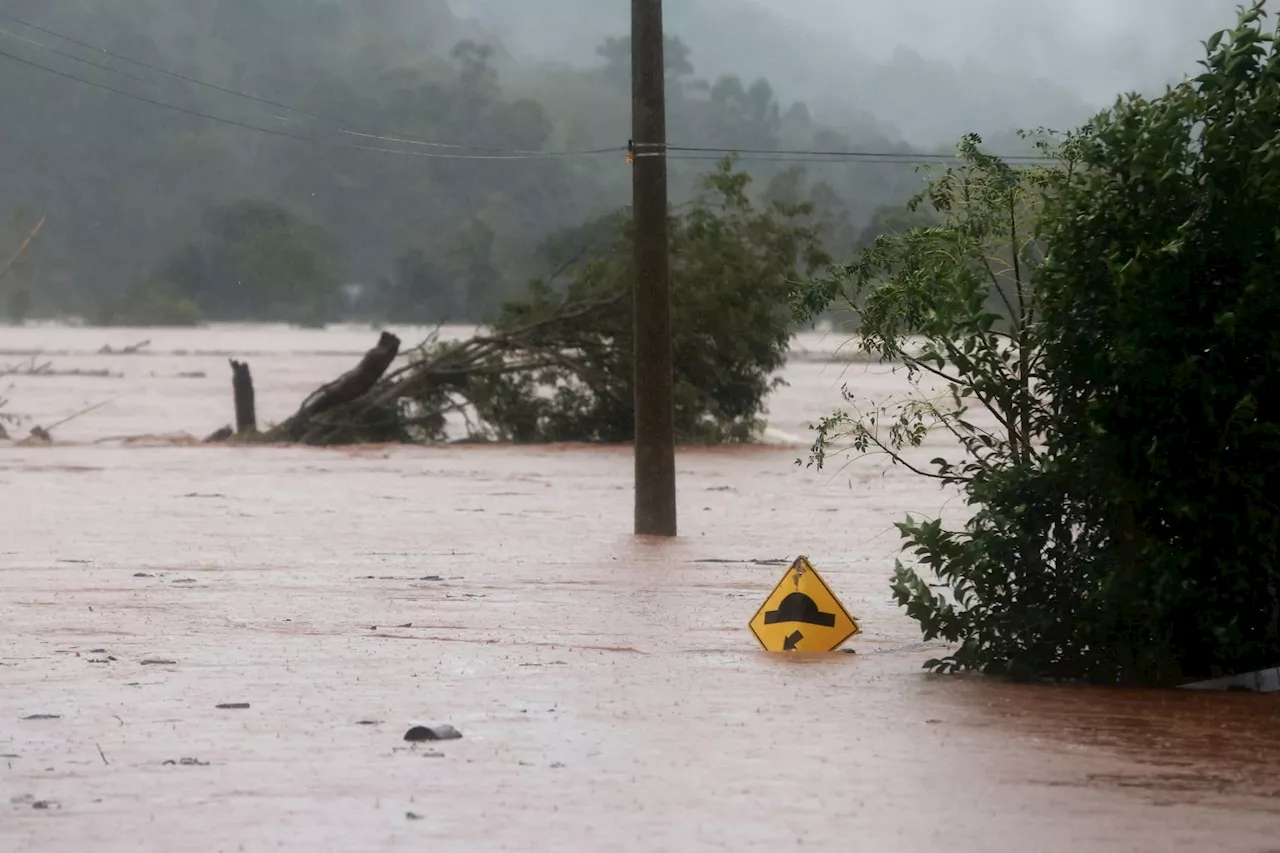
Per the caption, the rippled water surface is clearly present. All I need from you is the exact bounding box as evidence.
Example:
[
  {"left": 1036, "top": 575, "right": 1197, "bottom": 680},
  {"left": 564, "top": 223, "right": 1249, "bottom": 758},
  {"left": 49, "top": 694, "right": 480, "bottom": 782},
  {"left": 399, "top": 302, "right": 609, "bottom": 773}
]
[{"left": 1, "top": 325, "right": 1277, "bottom": 852}]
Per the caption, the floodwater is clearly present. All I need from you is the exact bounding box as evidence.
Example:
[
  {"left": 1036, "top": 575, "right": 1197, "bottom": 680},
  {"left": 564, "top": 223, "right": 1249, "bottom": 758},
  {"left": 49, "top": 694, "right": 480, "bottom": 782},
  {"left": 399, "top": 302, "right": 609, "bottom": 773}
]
[{"left": 1, "top": 324, "right": 1278, "bottom": 853}]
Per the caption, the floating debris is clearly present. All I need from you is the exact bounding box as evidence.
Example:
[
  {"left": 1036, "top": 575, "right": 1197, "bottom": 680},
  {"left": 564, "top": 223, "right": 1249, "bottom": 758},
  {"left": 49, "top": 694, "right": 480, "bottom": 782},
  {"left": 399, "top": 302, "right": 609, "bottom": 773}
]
[{"left": 403, "top": 724, "right": 462, "bottom": 742}]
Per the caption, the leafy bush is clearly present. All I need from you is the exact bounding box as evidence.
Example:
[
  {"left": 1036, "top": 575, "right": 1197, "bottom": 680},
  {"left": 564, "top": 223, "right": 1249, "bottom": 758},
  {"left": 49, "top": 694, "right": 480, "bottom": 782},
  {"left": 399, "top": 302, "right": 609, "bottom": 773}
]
[
  {"left": 152, "top": 200, "right": 343, "bottom": 325},
  {"left": 1032, "top": 1, "right": 1280, "bottom": 681},
  {"left": 90, "top": 281, "right": 205, "bottom": 327},
  {"left": 794, "top": 132, "right": 1084, "bottom": 678},
  {"left": 795, "top": 2, "right": 1280, "bottom": 684}
]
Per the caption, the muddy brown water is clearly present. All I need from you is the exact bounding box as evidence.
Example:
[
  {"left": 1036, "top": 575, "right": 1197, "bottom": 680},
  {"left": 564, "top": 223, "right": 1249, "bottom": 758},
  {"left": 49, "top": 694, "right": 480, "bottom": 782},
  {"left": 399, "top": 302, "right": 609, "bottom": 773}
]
[{"left": 2, "top": 325, "right": 1278, "bottom": 852}]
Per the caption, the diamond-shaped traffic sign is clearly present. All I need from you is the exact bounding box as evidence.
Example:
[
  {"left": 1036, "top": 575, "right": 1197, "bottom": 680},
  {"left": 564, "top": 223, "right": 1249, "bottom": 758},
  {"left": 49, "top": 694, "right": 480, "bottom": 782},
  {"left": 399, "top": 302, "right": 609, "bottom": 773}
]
[{"left": 749, "top": 556, "right": 860, "bottom": 652}]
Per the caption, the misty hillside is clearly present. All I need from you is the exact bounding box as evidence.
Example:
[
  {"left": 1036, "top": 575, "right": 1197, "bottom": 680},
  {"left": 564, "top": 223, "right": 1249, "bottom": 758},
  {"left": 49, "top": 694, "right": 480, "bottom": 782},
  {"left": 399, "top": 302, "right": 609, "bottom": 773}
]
[
  {"left": 454, "top": 0, "right": 1246, "bottom": 144},
  {"left": 0, "top": 0, "right": 1244, "bottom": 326}
]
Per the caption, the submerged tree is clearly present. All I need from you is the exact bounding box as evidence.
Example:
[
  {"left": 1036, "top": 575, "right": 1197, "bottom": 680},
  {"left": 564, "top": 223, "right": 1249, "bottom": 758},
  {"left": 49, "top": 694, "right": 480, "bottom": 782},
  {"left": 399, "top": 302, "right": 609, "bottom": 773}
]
[{"left": 259, "top": 160, "right": 829, "bottom": 446}]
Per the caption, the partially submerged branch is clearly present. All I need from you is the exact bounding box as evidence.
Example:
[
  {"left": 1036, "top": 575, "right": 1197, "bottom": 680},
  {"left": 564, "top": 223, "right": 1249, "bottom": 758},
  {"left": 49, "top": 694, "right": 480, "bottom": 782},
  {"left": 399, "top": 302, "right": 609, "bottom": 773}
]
[{"left": 267, "top": 331, "right": 402, "bottom": 443}]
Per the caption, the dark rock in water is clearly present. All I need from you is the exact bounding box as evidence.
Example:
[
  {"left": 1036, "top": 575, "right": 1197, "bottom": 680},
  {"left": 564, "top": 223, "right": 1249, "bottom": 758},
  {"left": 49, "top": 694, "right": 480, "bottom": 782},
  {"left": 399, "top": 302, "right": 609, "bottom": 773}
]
[{"left": 404, "top": 724, "right": 462, "bottom": 742}]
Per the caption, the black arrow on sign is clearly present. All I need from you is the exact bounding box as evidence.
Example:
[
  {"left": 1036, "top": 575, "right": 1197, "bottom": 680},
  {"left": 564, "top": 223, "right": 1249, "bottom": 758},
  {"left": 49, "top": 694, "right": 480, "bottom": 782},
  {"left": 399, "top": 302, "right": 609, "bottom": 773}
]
[{"left": 783, "top": 630, "right": 804, "bottom": 651}]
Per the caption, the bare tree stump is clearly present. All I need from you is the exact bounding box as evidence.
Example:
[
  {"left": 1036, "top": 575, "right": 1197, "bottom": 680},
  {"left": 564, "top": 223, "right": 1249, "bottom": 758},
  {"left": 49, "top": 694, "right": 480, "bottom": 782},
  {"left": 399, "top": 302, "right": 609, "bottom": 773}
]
[{"left": 230, "top": 359, "right": 257, "bottom": 435}]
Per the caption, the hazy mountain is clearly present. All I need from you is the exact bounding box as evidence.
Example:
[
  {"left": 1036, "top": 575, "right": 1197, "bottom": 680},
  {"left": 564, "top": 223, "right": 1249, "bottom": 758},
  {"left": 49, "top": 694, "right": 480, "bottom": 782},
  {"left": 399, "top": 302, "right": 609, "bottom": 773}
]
[{"left": 451, "top": 0, "right": 1245, "bottom": 145}]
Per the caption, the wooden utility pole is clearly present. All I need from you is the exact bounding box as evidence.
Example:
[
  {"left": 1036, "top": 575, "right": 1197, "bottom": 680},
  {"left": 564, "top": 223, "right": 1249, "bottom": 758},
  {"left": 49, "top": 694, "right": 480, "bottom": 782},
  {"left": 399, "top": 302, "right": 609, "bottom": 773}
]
[{"left": 631, "top": 0, "right": 677, "bottom": 537}]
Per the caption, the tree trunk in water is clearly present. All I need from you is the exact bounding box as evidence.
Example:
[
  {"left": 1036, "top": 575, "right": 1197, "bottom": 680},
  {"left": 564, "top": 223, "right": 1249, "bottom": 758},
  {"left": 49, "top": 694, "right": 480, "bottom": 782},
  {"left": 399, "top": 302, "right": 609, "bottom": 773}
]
[
  {"left": 230, "top": 359, "right": 257, "bottom": 435},
  {"left": 269, "top": 331, "right": 402, "bottom": 443}
]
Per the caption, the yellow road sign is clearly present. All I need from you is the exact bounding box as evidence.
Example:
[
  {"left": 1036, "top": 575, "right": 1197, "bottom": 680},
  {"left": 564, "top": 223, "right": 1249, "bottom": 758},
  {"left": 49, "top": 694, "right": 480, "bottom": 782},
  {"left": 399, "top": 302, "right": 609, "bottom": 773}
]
[{"left": 749, "top": 556, "right": 860, "bottom": 652}]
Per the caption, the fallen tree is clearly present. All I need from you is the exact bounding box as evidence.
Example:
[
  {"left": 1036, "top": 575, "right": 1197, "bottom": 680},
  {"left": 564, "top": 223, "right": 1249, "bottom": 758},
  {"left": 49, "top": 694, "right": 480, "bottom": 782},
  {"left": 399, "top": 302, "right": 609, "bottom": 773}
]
[{"left": 214, "top": 160, "right": 830, "bottom": 447}]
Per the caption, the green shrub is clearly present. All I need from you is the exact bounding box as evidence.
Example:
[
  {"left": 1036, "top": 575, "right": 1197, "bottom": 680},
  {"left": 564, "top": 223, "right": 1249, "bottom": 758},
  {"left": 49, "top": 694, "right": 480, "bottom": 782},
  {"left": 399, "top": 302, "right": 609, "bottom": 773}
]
[{"left": 795, "top": 2, "right": 1280, "bottom": 684}]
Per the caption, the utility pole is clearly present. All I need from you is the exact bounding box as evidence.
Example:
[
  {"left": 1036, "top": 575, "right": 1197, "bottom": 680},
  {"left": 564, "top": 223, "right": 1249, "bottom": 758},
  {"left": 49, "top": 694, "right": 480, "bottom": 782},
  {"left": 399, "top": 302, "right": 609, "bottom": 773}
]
[{"left": 631, "top": 0, "right": 677, "bottom": 537}]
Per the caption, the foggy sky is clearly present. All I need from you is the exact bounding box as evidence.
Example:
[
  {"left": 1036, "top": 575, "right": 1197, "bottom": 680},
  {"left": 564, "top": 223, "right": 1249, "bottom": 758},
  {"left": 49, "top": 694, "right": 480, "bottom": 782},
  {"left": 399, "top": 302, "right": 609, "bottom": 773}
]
[
  {"left": 452, "top": 0, "right": 1253, "bottom": 142},
  {"left": 754, "top": 0, "right": 1244, "bottom": 104}
]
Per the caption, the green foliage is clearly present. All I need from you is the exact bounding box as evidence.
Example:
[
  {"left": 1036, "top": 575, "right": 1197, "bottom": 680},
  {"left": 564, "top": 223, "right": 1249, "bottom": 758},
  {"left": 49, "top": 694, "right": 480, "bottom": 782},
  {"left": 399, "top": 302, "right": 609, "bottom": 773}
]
[
  {"left": 1031, "top": 1, "right": 1280, "bottom": 681},
  {"left": 793, "top": 132, "right": 1080, "bottom": 678},
  {"left": 380, "top": 250, "right": 455, "bottom": 324},
  {"left": 795, "top": 2, "right": 1280, "bottom": 684},
  {"left": 90, "top": 281, "right": 204, "bottom": 327},
  {"left": 4, "top": 290, "right": 32, "bottom": 324},
  {"left": 412, "top": 159, "right": 829, "bottom": 443},
  {"left": 151, "top": 200, "right": 342, "bottom": 325}
]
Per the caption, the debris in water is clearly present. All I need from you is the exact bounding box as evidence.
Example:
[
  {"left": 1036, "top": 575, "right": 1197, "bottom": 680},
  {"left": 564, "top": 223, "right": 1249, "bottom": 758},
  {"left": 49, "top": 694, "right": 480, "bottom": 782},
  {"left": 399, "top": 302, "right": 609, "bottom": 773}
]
[
  {"left": 404, "top": 724, "right": 462, "bottom": 742},
  {"left": 406, "top": 812, "right": 424, "bottom": 821},
  {"left": 356, "top": 720, "right": 381, "bottom": 726},
  {"left": 163, "top": 758, "right": 210, "bottom": 766},
  {"left": 22, "top": 714, "right": 60, "bottom": 720},
  {"left": 216, "top": 703, "right": 250, "bottom": 710},
  {"left": 141, "top": 660, "right": 177, "bottom": 666},
  {"left": 133, "top": 573, "right": 154, "bottom": 578}
]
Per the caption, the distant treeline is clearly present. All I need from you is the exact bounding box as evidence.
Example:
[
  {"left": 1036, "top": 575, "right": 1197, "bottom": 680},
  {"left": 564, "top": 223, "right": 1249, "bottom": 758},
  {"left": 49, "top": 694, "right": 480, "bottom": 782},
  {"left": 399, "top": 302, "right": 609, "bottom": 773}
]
[{"left": 0, "top": 0, "right": 1041, "bottom": 326}]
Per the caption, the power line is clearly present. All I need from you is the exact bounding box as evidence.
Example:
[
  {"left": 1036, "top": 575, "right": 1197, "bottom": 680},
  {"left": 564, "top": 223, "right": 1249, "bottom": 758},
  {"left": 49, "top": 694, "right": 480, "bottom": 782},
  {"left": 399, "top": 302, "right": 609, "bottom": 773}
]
[
  {"left": 0, "top": 46, "right": 622, "bottom": 161},
  {"left": 644, "top": 145, "right": 1055, "bottom": 164},
  {"left": 0, "top": 8, "right": 1059, "bottom": 169},
  {"left": 0, "top": 25, "right": 158, "bottom": 88},
  {"left": 666, "top": 152, "right": 970, "bottom": 164},
  {"left": 0, "top": 9, "right": 612, "bottom": 157}
]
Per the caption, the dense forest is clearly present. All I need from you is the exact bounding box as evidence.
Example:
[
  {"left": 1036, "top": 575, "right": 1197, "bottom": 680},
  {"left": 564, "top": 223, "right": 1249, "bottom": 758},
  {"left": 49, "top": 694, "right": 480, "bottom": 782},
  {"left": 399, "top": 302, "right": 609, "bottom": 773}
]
[{"left": 0, "top": 0, "right": 1083, "bottom": 326}]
